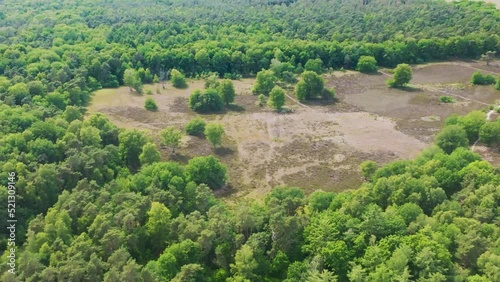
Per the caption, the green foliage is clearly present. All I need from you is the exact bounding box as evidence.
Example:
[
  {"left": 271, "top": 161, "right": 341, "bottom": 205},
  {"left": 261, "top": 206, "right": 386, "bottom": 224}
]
[
  {"left": 471, "top": 71, "right": 496, "bottom": 85},
  {"left": 304, "top": 58, "right": 323, "bottom": 74},
  {"left": 479, "top": 120, "right": 500, "bottom": 146},
  {"left": 495, "top": 76, "right": 500, "bottom": 90},
  {"left": 360, "top": 160, "right": 378, "bottom": 181},
  {"left": 267, "top": 86, "right": 286, "bottom": 111},
  {"left": 253, "top": 70, "right": 276, "bottom": 95},
  {"left": 139, "top": 142, "right": 161, "bottom": 166},
  {"left": 160, "top": 126, "right": 182, "bottom": 153},
  {"left": 258, "top": 94, "right": 266, "bottom": 107},
  {"left": 205, "top": 123, "right": 225, "bottom": 148},
  {"left": 118, "top": 129, "right": 148, "bottom": 170},
  {"left": 356, "top": 56, "right": 378, "bottom": 73},
  {"left": 171, "top": 69, "right": 188, "bottom": 88},
  {"left": 387, "top": 63, "right": 413, "bottom": 88},
  {"left": 185, "top": 117, "right": 206, "bottom": 136},
  {"left": 218, "top": 79, "right": 236, "bottom": 105},
  {"left": 439, "top": 96, "right": 454, "bottom": 103},
  {"left": 435, "top": 125, "right": 469, "bottom": 154},
  {"left": 185, "top": 155, "right": 227, "bottom": 189},
  {"left": 124, "top": 69, "right": 143, "bottom": 94},
  {"left": 144, "top": 97, "right": 158, "bottom": 111},
  {"left": 295, "top": 71, "right": 325, "bottom": 102},
  {"left": 188, "top": 89, "right": 224, "bottom": 113}
]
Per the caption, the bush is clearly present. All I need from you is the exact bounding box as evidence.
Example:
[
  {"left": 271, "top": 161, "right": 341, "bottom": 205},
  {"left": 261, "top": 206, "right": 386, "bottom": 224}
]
[
  {"left": 495, "top": 76, "right": 500, "bottom": 90},
  {"left": 188, "top": 88, "right": 224, "bottom": 113},
  {"left": 321, "top": 88, "right": 336, "bottom": 101},
  {"left": 186, "top": 156, "right": 227, "bottom": 189},
  {"left": 387, "top": 64, "right": 412, "bottom": 88},
  {"left": 185, "top": 117, "right": 206, "bottom": 136},
  {"left": 144, "top": 98, "right": 158, "bottom": 111},
  {"left": 170, "top": 69, "right": 188, "bottom": 88},
  {"left": 282, "top": 71, "right": 297, "bottom": 83},
  {"left": 439, "top": 96, "right": 454, "bottom": 103},
  {"left": 356, "top": 56, "right": 378, "bottom": 73},
  {"left": 258, "top": 94, "right": 266, "bottom": 107},
  {"left": 471, "top": 71, "right": 496, "bottom": 85},
  {"left": 146, "top": 89, "right": 153, "bottom": 95}
]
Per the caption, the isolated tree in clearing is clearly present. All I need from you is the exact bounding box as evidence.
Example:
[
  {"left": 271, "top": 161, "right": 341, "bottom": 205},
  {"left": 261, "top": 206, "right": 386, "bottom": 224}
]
[
  {"left": 205, "top": 123, "right": 225, "bottom": 148},
  {"left": 267, "top": 86, "right": 285, "bottom": 111},
  {"left": 218, "top": 79, "right": 236, "bottom": 105},
  {"left": 387, "top": 64, "right": 412, "bottom": 88}
]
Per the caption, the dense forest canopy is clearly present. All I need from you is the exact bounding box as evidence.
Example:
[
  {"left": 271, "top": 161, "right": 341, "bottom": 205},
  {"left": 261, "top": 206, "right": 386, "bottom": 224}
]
[{"left": 0, "top": 0, "right": 499, "bottom": 281}]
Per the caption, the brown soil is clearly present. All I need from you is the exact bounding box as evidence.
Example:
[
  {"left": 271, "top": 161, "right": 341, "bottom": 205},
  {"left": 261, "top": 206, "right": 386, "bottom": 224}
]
[{"left": 87, "top": 61, "right": 500, "bottom": 199}]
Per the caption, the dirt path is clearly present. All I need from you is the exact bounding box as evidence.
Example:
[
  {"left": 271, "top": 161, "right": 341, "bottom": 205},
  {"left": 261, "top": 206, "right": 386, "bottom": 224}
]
[{"left": 285, "top": 93, "right": 311, "bottom": 108}]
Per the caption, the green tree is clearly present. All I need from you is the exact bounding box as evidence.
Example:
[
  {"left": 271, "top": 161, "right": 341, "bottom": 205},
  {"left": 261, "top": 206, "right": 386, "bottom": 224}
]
[
  {"left": 146, "top": 202, "right": 172, "bottom": 255},
  {"left": 459, "top": 110, "right": 486, "bottom": 142},
  {"left": 124, "top": 69, "right": 143, "bottom": 94},
  {"left": 304, "top": 58, "right": 323, "bottom": 74},
  {"left": 218, "top": 79, "right": 235, "bottom": 105},
  {"left": 8, "top": 82, "right": 30, "bottom": 105},
  {"left": 229, "top": 245, "right": 259, "bottom": 281},
  {"left": 144, "top": 97, "right": 158, "bottom": 111},
  {"left": 479, "top": 120, "right": 500, "bottom": 146},
  {"left": 295, "top": 71, "right": 324, "bottom": 102},
  {"left": 139, "top": 142, "right": 161, "bottom": 166},
  {"left": 360, "top": 160, "right": 378, "bottom": 181},
  {"left": 188, "top": 89, "right": 224, "bottom": 113},
  {"left": 267, "top": 86, "right": 286, "bottom": 111},
  {"left": 160, "top": 126, "right": 182, "bottom": 153},
  {"left": 63, "top": 106, "right": 82, "bottom": 122},
  {"left": 387, "top": 63, "right": 412, "bottom": 88},
  {"left": 495, "top": 75, "right": 500, "bottom": 90},
  {"left": 185, "top": 156, "right": 227, "bottom": 189},
  {"left": 118, "top": 129, "right": 148, "bottom": 170},
  {"left": 435, "top": 125, "right": 469, "bottom": 154},
  {"left": 258, "top": 94, "right": 266, "bottom": 107},
  {"left": 185, "top": 117, "right": 206, "bottom": 136},
  {"left": 253, "top": 69, "right": 276, "bottom": 95},
  {"left": 356, "top": 56, "right": 378, "bottom": 73},
  {"left": 170, "top": 69, "right": 187, "bottom": 88},
  {"left": 471, "top": 71, "right": 496, "bottom": 85},
  {"left": 205, "top": 123, "right": 225, "bottom": 148}
]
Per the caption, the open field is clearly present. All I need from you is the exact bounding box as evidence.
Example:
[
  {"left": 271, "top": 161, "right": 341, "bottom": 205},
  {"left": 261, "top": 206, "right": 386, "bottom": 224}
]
[{"left": 88, "top": 61, "right": 500, "bottom": 199}]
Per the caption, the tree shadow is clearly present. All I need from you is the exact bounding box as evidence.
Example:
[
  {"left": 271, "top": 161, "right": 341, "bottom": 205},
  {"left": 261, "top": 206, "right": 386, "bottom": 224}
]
[
  {"left": 226, "top": 104, "right": 246, "bottom": 112},
  {"left": 213, "top": 183, "right": 237, "bottom": 197},
  {"left": 169, "top": 153, "right": 190, "bottom": 163},
  {"left": 214, "top": 147, "right": 236, "bottom": 156}
]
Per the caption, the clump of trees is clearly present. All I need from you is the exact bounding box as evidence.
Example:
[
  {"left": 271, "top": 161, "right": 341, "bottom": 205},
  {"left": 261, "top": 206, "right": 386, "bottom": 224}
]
[
  {"left": 471, "top": 71, "right": 496, "bottom": 85},
  {"left": 387, "top": 64, "right": 413, "bottom": 88},
  {"left": 144, "top": 97, "right": 158, "bottom": 111}
]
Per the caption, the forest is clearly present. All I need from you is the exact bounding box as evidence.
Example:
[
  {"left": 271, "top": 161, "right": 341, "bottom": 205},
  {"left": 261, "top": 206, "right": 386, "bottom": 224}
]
[{"left": 0, "top": 0, "right": 499, "bottom": 281}]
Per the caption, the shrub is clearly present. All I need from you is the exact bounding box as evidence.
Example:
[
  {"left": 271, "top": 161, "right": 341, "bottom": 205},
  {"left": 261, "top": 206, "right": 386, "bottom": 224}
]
[
  {"left": 185, "top": 117, "right": 206, "bottom": 136},
  {"left": 439, "top": 96, "right": 454, "bottom": 103},
  {"left": 188, "top": 88, "right": 224, "bottom": 113},
  {"left": 356, "top": 56, "right": 378, "bottom": 73},
  {"left": 170, "top": 69, "right": 188, "bottom": 88},
  {"left": 146, "top": 89, "right": 153, "bottom": 95},
  {"left": 471, "top": 71, "right": 496, "bottom": 85},
  {"left": 435, "top": 125, "right": 469, "bottom": 154},
  {"left": 144, "top": 98, "right": 158, "bottom": 111},
  {"left": 495, "top": 75, "right": 500, "bottom": 90},
  {"left": 258, "top": 94, "right": 266, "bottom": 107}
]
